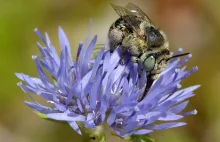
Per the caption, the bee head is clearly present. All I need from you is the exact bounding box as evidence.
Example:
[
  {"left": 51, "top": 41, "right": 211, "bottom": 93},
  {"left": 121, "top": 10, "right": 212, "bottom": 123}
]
[
  {"left": 145, "top": 26, "right": 165, "bottom": 47},
  {"left": 140, "top": 51, "right": 189, "bottom": 78},
  {"left": 140, "top": 52, "right": 167, "bottom": 75}
]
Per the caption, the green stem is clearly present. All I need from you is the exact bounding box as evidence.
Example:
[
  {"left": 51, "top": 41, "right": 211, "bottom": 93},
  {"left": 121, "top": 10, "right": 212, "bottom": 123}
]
[
  {"left": 79, "top": 123, "right": 106, "bottom": 142},
  {"left": 88, "top": 126, "right": 106, "bottom": 142},
  {"left": 79, "top": 122, "right": 156, "bottom": 142},
  {"left": 126, "top": 135, "right": 156, "bottom": 142}
]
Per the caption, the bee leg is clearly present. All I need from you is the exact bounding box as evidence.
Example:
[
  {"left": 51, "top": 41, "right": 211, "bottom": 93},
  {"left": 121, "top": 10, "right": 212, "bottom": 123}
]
[
  {"left": 108, "top": 28, "right": 124, "bottom": 53},
  {"left": 131, "top": 56, "right": 140, "bottom": 63},
  {"left": 119, "top": 46, "right": 127, "bottom": 65},
  {"left": 120, "top": 57, "right": 125, "bottom": 65},
  {"left": 138, "top": 75, "right": 154, "bottom": 101}
]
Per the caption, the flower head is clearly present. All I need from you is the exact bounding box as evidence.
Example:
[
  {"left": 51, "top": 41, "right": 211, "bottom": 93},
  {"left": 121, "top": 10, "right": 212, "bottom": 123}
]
[{"left": 16, "top": 22, "right": 199, "bottom": 138}]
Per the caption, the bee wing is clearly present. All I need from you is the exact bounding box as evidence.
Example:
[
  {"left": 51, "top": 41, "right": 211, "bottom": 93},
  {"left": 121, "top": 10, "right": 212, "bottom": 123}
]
[
  {"left": 125, "top": 3, "right": 153, "bottom": 23},
  {"left": 110, "top": 3, "right": 140, "bottom": 34}
]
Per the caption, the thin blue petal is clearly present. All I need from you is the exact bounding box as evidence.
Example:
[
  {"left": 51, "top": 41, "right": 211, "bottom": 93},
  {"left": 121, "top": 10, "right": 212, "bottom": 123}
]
[
  {"left": 146, "top": 122, "right": 186, "bottom": 130},
  {"left": 133, "top": 129, "right": 153, "bottom": 135},
  {"left": 47, "top": 112, "right": 85, "bottom": 121},
  {"left": 68, "top": 121, "right": 82, "bottom": 135}
]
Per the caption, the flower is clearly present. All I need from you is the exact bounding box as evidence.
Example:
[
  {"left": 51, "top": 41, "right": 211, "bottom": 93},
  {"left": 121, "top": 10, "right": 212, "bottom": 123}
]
[{"left": 16, "top": 22, "right": 199, "bottom": 138}]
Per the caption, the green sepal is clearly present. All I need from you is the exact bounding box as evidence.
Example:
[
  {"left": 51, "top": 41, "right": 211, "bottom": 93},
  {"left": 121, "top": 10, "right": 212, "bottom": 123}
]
[
  {"left": 34, "top": 111, "right": 49, "bottom": 119},
  {"left": 126, "top": 135, "right": 156, "bottom": 142},
  {"left": 52, "top": 76, "right": 58, "bottom": 86},
  {"left": 34, "top": 111, "right": 66, "bottom": 124}
]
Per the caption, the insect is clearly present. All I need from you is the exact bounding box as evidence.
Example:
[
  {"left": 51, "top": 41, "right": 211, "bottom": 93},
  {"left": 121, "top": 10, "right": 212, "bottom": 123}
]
[{"left": 108, "top": 3, "right": 189, "bottom": 101}]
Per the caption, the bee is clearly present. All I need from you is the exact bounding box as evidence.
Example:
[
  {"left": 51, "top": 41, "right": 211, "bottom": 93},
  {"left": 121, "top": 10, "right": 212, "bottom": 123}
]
[{"left": 108, "top": 3, "right": 189, "bottom": 101}]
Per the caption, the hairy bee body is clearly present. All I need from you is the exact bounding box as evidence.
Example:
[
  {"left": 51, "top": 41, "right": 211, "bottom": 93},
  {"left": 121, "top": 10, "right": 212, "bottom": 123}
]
[
  {"left": 108, "top": 17, "right": 146, "bottom": 55},
  {"left": 108, "top": 3, "right": 172, "bottom": 101},
  {"left": 108, "top": 3, "right": 171, "bottom": 79}
]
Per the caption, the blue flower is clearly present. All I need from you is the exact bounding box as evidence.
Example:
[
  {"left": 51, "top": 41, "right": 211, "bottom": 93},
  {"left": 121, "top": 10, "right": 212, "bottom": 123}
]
[{"left": 16, "top": 22, "right": 199, "bottom": 137}]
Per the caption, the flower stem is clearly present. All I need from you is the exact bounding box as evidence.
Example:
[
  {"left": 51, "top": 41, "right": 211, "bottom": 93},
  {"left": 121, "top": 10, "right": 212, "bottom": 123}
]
[
  {"left": 79, "top": 123, "right": 106, "bottom": 142},
  {"left": 125, "top": 135, "right": 156, "bottom": 142}
]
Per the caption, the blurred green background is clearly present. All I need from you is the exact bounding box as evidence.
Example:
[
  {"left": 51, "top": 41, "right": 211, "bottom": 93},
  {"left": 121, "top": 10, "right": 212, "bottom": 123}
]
[{"left": 0, "top": 0, "right": 220, "bottom": 142}]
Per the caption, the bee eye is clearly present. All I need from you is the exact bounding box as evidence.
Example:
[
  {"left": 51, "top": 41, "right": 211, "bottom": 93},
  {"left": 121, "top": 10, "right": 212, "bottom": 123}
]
[{"left": 143, "top": 55, "right": 156, "bottom": 72}]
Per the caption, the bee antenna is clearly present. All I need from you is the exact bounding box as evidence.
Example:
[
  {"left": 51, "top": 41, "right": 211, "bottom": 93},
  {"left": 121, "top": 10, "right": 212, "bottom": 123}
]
[{"left": 166, "top": 53, "right": 190, "bottom": 62}]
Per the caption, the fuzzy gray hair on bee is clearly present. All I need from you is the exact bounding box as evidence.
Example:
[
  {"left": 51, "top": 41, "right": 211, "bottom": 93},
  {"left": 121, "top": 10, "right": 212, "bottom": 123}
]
[{"left": 108, "top": 3, "right": 189, "bottom": 101}]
